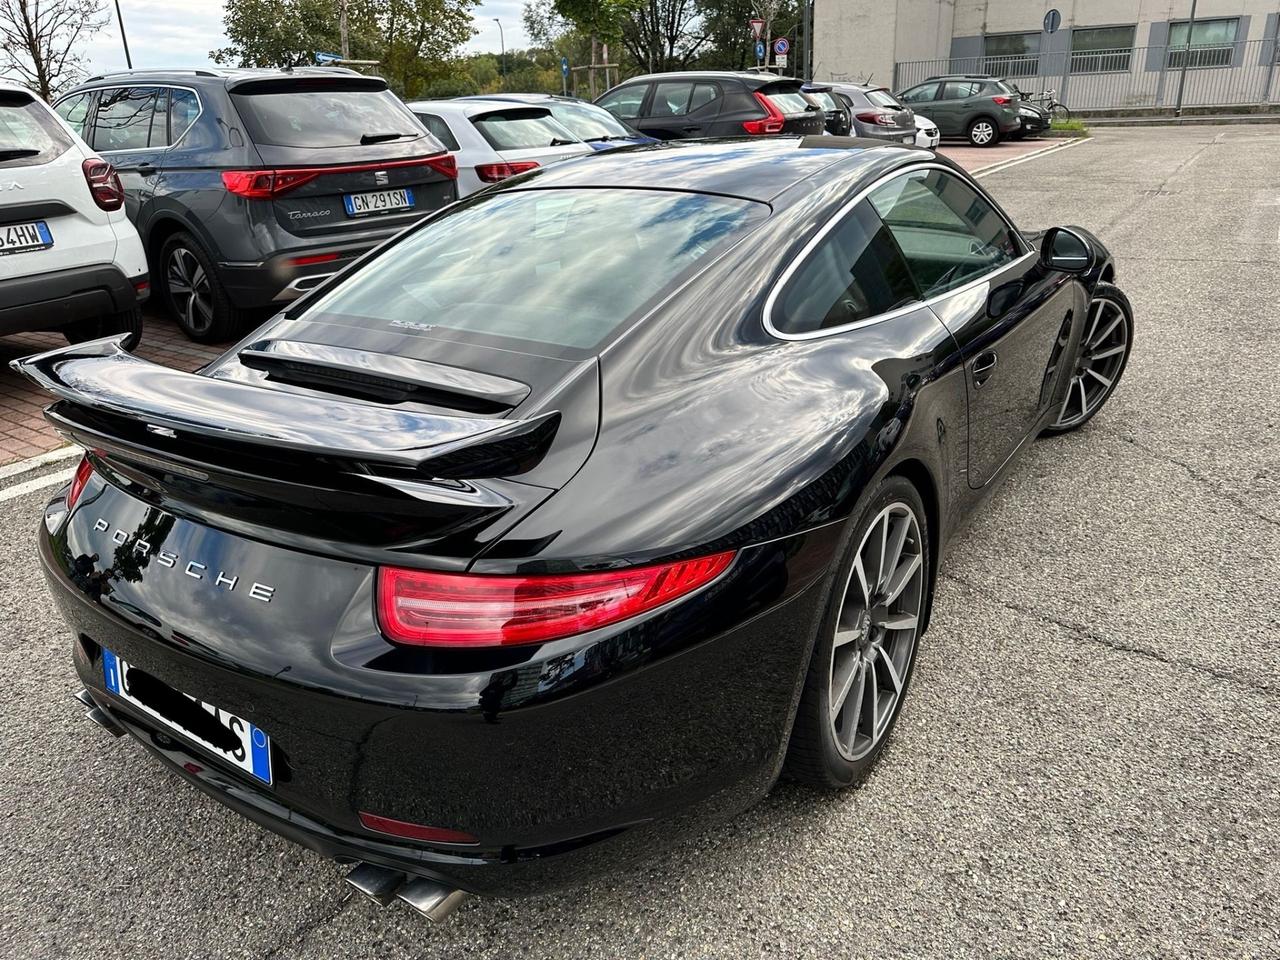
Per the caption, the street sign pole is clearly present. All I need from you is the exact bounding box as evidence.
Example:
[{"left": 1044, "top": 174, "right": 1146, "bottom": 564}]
[{"left": 561, "top": 56, "right": 570, "bottom": 97}]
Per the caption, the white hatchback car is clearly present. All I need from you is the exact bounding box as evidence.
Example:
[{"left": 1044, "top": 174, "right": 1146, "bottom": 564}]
[
  {"left": 0, "top": 81, "right": 147, "bottom": 346},
  {"left": 405, "top": 99, "right": 594, "bottom": 197}
]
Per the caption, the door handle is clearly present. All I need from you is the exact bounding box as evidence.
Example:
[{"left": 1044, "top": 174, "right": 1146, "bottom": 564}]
[
  {"left": 972, "top": 351, "right": 998, "bottom": 386},
  {"left": 682, "top": 125, "right": 701, "bottom": 133},
  {"left": 135, "top": 162, "right": 157, "bottom": 176}
]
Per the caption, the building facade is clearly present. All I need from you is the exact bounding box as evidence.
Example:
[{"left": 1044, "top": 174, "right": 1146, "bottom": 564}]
[{"left": 813, "top": 1, "right": 1280, "bottom": 109}]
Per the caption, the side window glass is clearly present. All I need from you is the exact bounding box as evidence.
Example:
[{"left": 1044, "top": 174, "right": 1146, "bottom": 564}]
[
  {"left": 869, "top": 169, "right": 1021, "bottom": 297},
  {"left": 148, "top": 88, "right": 171, "bottom": 148},
  {"left": 415, "top": 113, "right": 461, "bottom": 151},
  {"left": 940, "top": 82, "right": 973, "bottom": 100},
  {"left": 689, "top": 83, "right": 721, "bottom": 116},
  {"left": 651, "top": 82, "right": 694, "bottom": 117},
  {"left": 93, "top": 86, "right": 159, "bottom": 151},
  {"left": 54, "top": 93, "right": 92, "bottom": 139},
  {"left": 168, "top": 89, "right": 201, "bottom": 145},
  {"left": 900, "top": 83, "right": 938, "bottom": 104},
  {"left": 772, "top": 201, "right": 919, "bottom": 335},
  {"left": 597, "top": 85, "right": 647, "bottom": 121}
]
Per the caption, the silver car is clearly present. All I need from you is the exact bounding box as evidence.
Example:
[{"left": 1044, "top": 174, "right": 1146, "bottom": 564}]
[{"left": 827, "top": 83, "right": 915, "bottom": 144}]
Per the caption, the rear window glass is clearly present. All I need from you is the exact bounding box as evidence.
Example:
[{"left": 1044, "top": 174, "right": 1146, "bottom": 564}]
[
  {"left": 547, "top": 100, "right": 633, "bottom": 141},
  {"left": 301, "top": 188, "right": 768, "bottom": 354},
  {"left": 866, "top": 89, "right": 902, "bottom": 108},
  {"left": 0, "top": 91, "right": 73, "bottom": 167},
  {"left": 232, "top": 87, "right": 425, "bottom": 148},
  {"left": 764, "top": 89, "right": 813, "bottom": 114},
  {"left": 470, "top": 109, "right": 578, "bottom": 150},
  {"left": 808, "top": 92, "right": 838, "bottom": 110}
]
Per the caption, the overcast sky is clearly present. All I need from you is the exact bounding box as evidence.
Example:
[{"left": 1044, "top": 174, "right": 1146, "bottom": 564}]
[{"left": 82, "top": 0, "right": 527, "bottom": 76}]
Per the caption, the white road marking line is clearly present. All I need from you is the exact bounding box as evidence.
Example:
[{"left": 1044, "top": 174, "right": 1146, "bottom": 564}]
[
  {"left": 0, "top": 467, "right": 74, "bottom": 503},
  {"left": 973, "top": 137, "right": 1093, "bottom": 178},
  {"left": 0, "top": 445, "right": 80, "bottom": 481}
]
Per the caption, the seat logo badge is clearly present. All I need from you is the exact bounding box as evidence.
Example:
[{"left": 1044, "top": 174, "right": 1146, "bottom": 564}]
[
  {"left": 92, "top": 517, "right": 276, "bottom": 603},
  {"left": 374, "top": 170, "right": 389, "bottom": 186}
]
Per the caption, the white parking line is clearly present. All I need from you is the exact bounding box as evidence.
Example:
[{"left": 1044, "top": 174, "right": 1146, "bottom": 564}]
[
  {"left": 0, "top": 445, "right": 79, "bottom": 481},
  {"left": 0, "top": 467, "right": 74, "bottom": 503},
  {"left": 972, "top": 136, "right": 1093, "bottom": 178}
]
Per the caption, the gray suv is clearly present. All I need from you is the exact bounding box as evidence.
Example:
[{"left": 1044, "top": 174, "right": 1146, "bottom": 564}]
[
  {"left": 54, "top": 68, "right": 456, "bottom": 342},
  {"left": 895, "top": 75, "right": 1021, "bottom": 147}
]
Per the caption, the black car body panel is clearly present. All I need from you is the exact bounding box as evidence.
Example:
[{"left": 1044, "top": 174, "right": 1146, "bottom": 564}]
[{"left": 22, "top": 137, "right": 1113, "bottom": 898}]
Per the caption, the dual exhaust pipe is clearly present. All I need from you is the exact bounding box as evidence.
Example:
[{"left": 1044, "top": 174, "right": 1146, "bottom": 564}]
[
  {"left": 345, "top": 862, "right": 469, "bottom": 922},
  {"left": 73, "top": 689, "right": 469, "bottom": 922}
]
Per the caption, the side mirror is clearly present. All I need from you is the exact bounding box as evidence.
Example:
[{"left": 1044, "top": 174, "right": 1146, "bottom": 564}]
[{"left": 1040, "top": 227, "right": 1095, "bottom": 274}]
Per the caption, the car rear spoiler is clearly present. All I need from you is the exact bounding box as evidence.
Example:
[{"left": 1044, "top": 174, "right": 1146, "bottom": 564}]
[{"left": 10, "top": 336, "right": 559, "bottom": 472}]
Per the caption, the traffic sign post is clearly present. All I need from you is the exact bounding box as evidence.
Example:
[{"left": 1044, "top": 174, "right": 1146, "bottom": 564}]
[
  {"left": 755, "top": 40, "right": 766, "bottom": 63},
  {"left": 749, "top": 18, "right": 765, "bottom": 40},
  {"left": 1043, "top": 8, "right": 1061, "bottom": 34},
  {"left": 776, "top": 53, "right": 788, "bottom": 69},
  {"left": 561, "top": 56, "right": 570, "bottom": 96},
  {"left": 773, "top": 37, "right": 790, "bottom": 73},
  {"left": 314, "top": 51, "right": 341, "bottom": 64}
]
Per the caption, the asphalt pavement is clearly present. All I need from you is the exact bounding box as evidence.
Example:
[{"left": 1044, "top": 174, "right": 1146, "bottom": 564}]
[{"left": 1, "top": 126, "right": 1277, "bottom": 959}]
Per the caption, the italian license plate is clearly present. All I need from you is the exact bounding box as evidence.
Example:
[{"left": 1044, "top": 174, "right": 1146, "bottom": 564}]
[
  {"left": 0, "top": 220, "right": 52, "bottom": 256},
  {"left": 102, "top": 648, "right": 273, "bottom": 785},
  {"left": 343, "top": 187, "right": 414, "bottom": 217}
]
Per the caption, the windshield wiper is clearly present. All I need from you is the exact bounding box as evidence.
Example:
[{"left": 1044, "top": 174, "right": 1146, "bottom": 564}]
[
  {"left": 360, "top": 132, "right": 412, "bottom": 144},
  {"left": 585, "top": 135, "right": 630, "bottom": 142},
  {"left": 549, "top": 138, "right": 579, "bottom": 146},
  {"left": 0, "top": 148, "right": 40, "bottom": 160}
]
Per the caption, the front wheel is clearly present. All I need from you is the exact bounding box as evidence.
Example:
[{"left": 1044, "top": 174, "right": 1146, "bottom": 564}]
[
  {"left": 967, "top": 117, "right": 1000, "bottom": 147},
  {"left": 1044, "top": 282, "right": 1133, "bottom": 434},
  {"left": 784, "top": 476, "right": 930, "bottom": 788},
  {"left": 1050, "top": 102, "right": 1072, "bottom": 123}
]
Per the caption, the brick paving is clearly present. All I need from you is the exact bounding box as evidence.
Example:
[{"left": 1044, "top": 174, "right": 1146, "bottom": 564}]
[{"left": 0, "top": 138, "right": 1066, "bottom": 468}]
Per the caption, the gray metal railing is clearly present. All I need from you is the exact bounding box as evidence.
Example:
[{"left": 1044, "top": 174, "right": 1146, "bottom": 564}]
[{"left": 889, "top": 39, "right": 1280, "bottom": 111}]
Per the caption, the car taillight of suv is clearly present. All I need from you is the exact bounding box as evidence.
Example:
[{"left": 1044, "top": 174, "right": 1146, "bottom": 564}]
[
  {"left": 743, "top": 92, "right": 786, "bottom": 135},
  {"left": 81, "top": 158, "right": 125, "bottom": 211}
]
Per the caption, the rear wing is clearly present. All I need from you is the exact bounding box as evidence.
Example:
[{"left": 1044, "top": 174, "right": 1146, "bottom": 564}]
[{"left": 10, "top": 336, "right": 558, "bottom": 472}]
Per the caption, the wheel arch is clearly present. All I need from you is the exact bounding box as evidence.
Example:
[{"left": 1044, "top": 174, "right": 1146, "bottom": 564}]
[{"left": 885, "top": 456, "right": 940, "bottom": 634}]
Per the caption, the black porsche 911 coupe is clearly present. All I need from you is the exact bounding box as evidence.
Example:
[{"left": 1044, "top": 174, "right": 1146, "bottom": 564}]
[{"left": 16, "top": 136, "right": 1132, "bottom": 921}]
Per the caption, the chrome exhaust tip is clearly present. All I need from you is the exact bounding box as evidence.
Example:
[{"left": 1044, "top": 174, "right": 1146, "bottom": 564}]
[
  {"left": 396, "top": 878, "right": 470, "bottom": 922},
  {"left": 84, "top": 706, "right": 126, "bottom": 737},
  {"left": 344, "top": 863, "right": 407, "bottom": 907}
]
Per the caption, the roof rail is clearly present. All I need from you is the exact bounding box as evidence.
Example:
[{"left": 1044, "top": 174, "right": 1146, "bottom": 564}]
[{"left": 83, "top": 68, "right": 224, "bottom": 82}]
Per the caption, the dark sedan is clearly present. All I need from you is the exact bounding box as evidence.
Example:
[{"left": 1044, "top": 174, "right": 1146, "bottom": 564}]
[{"left": 16, "top": 137, "right": 1132, "bottom": 921}]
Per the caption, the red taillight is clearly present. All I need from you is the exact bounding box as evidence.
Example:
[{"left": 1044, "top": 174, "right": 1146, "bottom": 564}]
[
  {"left": 992, "top": 96, "right": 1012, "bottom": 105},
  {"left": 221, "top": 153, "right": 459, "bottom": 199},
  {"left": 743, "top": 91, "right": 786, "bottom": 135},
  {"left": 358, "top": 812, "right": 478, "bottom": 845},
  {"left": 133, "top": 279, "right": 150, "bottom": 298},
  {"left": 81, "top": 158, "right": 124, "bottom": 211},
  {"left": 855, "top": 111, "right": 895, "bottom": 126},
  {"left": 66, "top": 455, "right": 94, "bottom": 510},
  {"left": 287, "top": 252, "right": 340, "bottom": 267},
  {"left": 377, "top": 551, "right": 736, "bottom": 647},
  {"left": 474, "top": 160, "right": 540, "bottom": 183}
]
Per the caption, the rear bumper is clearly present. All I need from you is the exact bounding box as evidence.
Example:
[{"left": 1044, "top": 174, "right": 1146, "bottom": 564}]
[
  {"left": 0, "top": 264, "right": 146, "bottom": 337},
  {"left": 38, "top": 488, "right": 835, "bottom": 897},
  {"left": 852, "top": 124, "right": 915, "bottom": 144},
  {"left": 217, "top": 236, "right": 391, "bottom": 309}
]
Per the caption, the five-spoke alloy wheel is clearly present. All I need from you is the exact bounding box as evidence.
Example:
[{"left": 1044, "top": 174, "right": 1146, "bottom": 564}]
[{"left": 166, "top": 245, "right": 215, "bottom": 338}]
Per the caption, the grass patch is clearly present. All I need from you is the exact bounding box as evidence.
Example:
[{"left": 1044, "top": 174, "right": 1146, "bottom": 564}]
[{"left": 1049, "top": 118, "right": 1088, "bottom": 133}]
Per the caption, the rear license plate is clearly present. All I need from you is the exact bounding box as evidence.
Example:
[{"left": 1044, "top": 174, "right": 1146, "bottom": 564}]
[
  {"left": 0, "top": 220, "right": 52, "bottom": 256},
  {"left": 102, "top": 648, "right": 273, "bottom": 785},
  {"left": 343, "top": 187, "right": 414, "bottom": 218}
]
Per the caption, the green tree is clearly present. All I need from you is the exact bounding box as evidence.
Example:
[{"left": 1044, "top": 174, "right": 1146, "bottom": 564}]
[{"left": 375, "top": 0, "right": 477, "bottom": 98}]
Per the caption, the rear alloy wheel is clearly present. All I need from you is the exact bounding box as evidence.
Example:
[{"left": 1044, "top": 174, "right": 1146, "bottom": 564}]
[
  {"left": 159, "top": 232, "right": 254, "bottom": 343},
  {"left": 1045, "top": 282, "right": 1133, "bottom": 433},
  {"left": 785, "top": 477, "right": 929, "bottom": 787},
  {"left": 967, "top": 117, "right": 999, "bottom": 147}
]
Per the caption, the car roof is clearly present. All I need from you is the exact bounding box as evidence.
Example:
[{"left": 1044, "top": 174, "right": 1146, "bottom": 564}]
[
  {"left": 0, "top": 81, "right": 39, "bottom": 98},
  {"left": 72, "top": 66, "right": 373, "bottom": 89},
  {"left": 611, "top": 70, "right": 797, "bottom": 88},
  {"left": 405, "top": 98, "right": 556, "bottom": 118},
  {"left": 454, "top": 93, "right": 584, "bottom": 105},
  {"left": 508, "top": 135, "right": 928, "bottom": 203}
]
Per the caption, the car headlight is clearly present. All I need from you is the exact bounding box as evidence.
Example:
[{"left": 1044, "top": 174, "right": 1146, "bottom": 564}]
[{"left": 1019, "top": 108, "right": 1038, "bottom": 117}]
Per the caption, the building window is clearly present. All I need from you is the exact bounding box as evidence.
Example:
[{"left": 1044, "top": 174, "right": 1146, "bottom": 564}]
[
  {"left": 1070, "top": 25, "right": 1136, "bottom": 73},
  {"left": 1166, "top": 18, "right": 1239, "bottom": 69},
  {"left": 984, "top": 33, "right": 1041, "bottom": 77}
]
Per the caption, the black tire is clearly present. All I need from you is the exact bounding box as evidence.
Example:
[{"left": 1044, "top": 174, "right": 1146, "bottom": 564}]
[
  {"left": 966, "top": 116, "right": 1001, "bottom": 147},
  {"left": 158, "top": 231, "right": 254, "bottom": 343},
  {"left": 63, "top": 305, "right": 143, "bottom": 351},
  {"left": 1042, "top": 282, "right": 1133, "bottom": 435},
  {"left": 784, "top": 475, "right": 931, "bottom": 789}
]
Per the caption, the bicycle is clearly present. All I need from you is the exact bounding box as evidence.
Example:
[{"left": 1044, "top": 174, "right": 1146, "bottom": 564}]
[{"left": 1027, "top": 88, "right": 1072, "bottom": 122}]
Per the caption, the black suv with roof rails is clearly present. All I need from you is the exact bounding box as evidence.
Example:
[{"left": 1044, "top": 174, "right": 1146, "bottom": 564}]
[
  {"left": 594, "top": 71, "right": 825, "bottom": 141},
  {"left": 54, "top": 67, "right": 456, "bottom": 342}
]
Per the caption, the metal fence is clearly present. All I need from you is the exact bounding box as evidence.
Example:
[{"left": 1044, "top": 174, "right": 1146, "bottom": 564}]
[{"left": 891, "top": 39, "right": 1280, "bottom": 111}]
